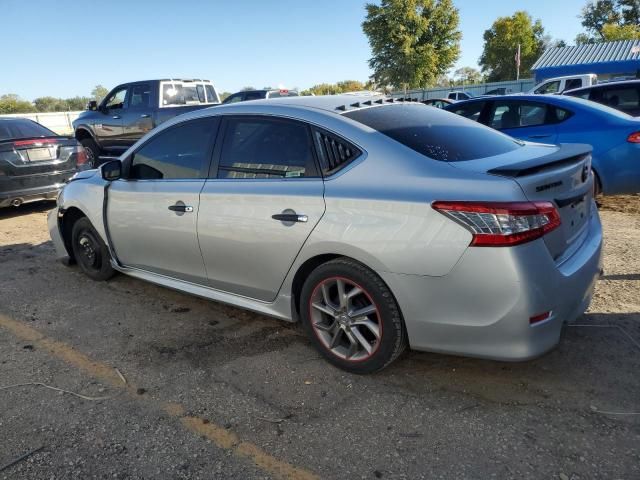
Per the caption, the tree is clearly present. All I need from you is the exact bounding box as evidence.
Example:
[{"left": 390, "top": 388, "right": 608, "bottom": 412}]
[
  {"left": 240, "top": 86, "right": 256, "bottom": 91},
  {"left": 335, "top": 80, "right": 366, "bottom": 92},
  {"left": 479, "top": 11, "right": 547, "bottom": 82},
  {"left": 452, "top": 67, "right": 483, "bottom": 85},
  {"left": 601, "top": 22, "right": 640, "bottom": 40},
  {"left": 362, "top": 0, "right": 461, "bottom": 90},
  {"left": 91, "top": 85, "right": 109, "bottom": 102},
  {"left": 577, "top": 0, "right": 640, "bottom": 43},
  {"left": 65, "top": 96, "right": 91, "bottom": 111},
  {"left": 0, "top": 94, "right": 35, "bottom": 114},
  {"left": 219, "top": 91, "right": 232, "bottom": 101}
]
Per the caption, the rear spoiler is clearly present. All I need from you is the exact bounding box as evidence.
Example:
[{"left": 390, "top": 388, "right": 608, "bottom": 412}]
[{"left": 488, "top": 143, "right": 592, "bottom": 178}]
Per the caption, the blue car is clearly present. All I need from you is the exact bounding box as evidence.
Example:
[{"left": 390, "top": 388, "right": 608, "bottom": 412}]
[{"left": 444, "top": 94, "right": 640, "bottom": 195}]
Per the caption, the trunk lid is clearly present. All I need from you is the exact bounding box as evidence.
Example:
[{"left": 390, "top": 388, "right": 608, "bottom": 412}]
[
  {"left": 0, "top": 136, "right": 82, "bottom": 178},
  {"left": 451, "top": 143, "right": 594, "bottom": 260}
]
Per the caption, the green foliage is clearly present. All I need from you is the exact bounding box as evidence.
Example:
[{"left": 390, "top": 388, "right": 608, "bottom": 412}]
[
  {"left": 240, "top": 86, "right": 256, "bottom": 91},
  {"left": 91, "top": 85, "right": 109, "bottom": 102},
  {"left": 452, "top": 67, "right": 483, "bottom": 85},
  {"left": 300, "top": 80, "right": 370, "bottom": 96},
  {"left": 219, "top": 91, "right": 232, "bottom": 101},
  {"left": 577, "top": 0, "right": 640, "bottom": 43},
  {"left": 362, "top": 0, "right": 461, "bottom": 89},
  {"left": 0, "top": 94, "right": 35, "bottom": 114},
  {"left": 479, "top": 11, "right": 547, "bottom": 82}
]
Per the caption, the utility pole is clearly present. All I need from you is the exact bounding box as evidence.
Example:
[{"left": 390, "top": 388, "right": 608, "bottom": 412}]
[{"left": 515, "top": 43, "right": 521, "bottom": 81}]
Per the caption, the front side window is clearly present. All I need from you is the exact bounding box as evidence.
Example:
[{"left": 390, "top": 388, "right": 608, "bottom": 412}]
[
  {"left": 129, "top": 118, "right": 216, "bottom": 180},
  {"left": 218, "top": 117, "right": 317, "bottom": 179},
  {"left": 489, "top": 101, "right": 548, "bottom": 129},
  {"left": 535, "top": 81, "right": 560, "bottom": 94},
  {"left": 129, "top": 84, "right": 151, "bottom": 108},
  {"left": 104, "top": 87, "right": 128, "bottom": 110},
  {"left": 345, "top": 104, "right": 520, "bottom": 162},
  {"left": 223, "top": 93, "right": 243, "bottom": 104}
]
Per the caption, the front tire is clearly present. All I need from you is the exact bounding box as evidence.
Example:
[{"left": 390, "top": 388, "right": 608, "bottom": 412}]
[
  {"left": 300, "top": 258, "right": 407, "bottom": 374},
  {"left": 71, "top": 217, "right": 115, "bottom": 281}
]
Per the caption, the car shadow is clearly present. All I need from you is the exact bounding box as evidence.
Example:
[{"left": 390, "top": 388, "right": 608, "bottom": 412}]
[{"left": 0, "top": 200, "right": 55, "bottom": 220}]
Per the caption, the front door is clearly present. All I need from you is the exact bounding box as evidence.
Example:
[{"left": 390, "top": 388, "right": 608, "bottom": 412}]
[
  {"left": 95, "top": 85, "right": 128, "bottom": 151},
  {"left": 120, "top": 82, "right": 155, "bottom": 147},
  {"left": 107, "top": 117, "right": 219, "bottom": 283},
  {"left": 198, "top": 115, "right": 326, "bottom": 302}
]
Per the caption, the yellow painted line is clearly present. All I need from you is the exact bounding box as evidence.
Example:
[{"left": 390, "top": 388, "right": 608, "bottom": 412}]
[{"left": 0, "top": 313, "right": 319, "bottom": 480}]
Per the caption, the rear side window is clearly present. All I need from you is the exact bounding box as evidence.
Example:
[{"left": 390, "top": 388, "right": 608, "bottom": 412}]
[
  {"left": 129, "top": 84, "right": 151, "bottom": 108},
  {"left": 130, "top": 118, "right": 216, "bottom": 180},
  {"left": 344, "top": 104, "right": 520, "bottom": 162},
  {"left": 244, "top": 91, "right": 264, "bottom": 101},
  {"left": 0, "top": 120, "right": 55, "bottom": 141},
  {"left": 205, "top": 85, "right": 219, "bottom": 103},
  {"left": 564, "top": 79, "right": 583, "bottom": 91},
  {"left": 601, "top": 86, "right": 639, "bottom": 110},
  {"left": 489, "top": 101, "right": 548, "bottom": 129},
  {"left": 313, "top": 129, "right": 361, "bottom": 175},
  {"left": 448, "top": 101, "right": 485, "bottom": 121},
  {"left": 217, "top": 117, "right": 317, "bottom": 179},
  {"left": 566, "top": 89, "right": 590, "bottom": 99}
]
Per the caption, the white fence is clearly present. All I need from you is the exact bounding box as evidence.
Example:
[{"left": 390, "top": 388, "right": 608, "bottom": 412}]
[
  {"left": 0, "top": 111, "right": 82, "bottom": 135},
  {"left": 392, "top": 78, "right": 537, "bottom": 100}
]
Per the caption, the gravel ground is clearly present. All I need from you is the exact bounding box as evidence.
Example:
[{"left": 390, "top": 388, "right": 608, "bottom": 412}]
[{"left": 0, "top": 197, "right": 638, "bottom": 479}]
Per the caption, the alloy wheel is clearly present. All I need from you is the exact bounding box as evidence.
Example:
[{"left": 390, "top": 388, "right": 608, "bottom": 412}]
[{"left": 309, "top": 277, "right": 382, "bottom": 362}]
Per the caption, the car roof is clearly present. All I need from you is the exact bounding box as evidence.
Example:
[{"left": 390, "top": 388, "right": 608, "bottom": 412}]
[{"left": 565, "top": 79, "right": 640, "bottom": 94}]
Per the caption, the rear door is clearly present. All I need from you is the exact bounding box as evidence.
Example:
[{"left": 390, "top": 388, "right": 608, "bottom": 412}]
[
  {"left": 488, "top": 100, "right": 559, "bottom": 143},
  {"left": 107, "top": 117, "right": 219, "bottom": 283},
  {"left": 198, "top": 115, "right": 325, "bottom": 302},
  {"left": 120, "top": 82, "right": 155, "bottom": 146}
]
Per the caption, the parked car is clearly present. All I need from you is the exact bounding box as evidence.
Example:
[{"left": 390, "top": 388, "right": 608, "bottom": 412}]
[
  {"left": 484, "top": 87, "right": 513, "bottom": 96},
  {"left": 422, "top": 98, "right": 453, "bottom": 108},
  {"left": 49, "top": 96, "right": 602, "bottom": 373},
  {"left": 564, "top": 80, "right": 640, "bottom": 116},
  {"left": 74, "top": 79, "right": 220, "bottom": 166},
  {"left": 222, "top": 89, "right": 299, "bottom": 104},
  {"left": 444, "top": 94, "right": 640, "bottom": 195},
  {"left": 446, "top": 91, "right": 472, "bottom": 101},
  {"left": 529, "top": 74, "right": 597, "bottom": 95},
  {"left": 1, "top": 118, "right": 86, "bottom": 208}
]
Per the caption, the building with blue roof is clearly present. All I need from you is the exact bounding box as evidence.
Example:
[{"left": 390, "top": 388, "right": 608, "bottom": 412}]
[{"left": 532, "top": 40, "right": 640, "bottom": 82}]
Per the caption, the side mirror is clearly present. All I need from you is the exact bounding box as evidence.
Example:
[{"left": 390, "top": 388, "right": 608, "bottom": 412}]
[
  {"left": 101, "top": 160, "right": 121, "bottom": 181},
  {"left": 87, "top": 100, "right": 98, "bottom": 111}
]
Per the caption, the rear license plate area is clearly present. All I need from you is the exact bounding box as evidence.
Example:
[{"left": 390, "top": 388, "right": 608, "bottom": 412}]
[{"left": 26, "top": 147, "right": 55, "bottom": 161}]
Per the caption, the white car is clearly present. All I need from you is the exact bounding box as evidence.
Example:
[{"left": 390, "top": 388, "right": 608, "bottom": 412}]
[{"left": 530, "top": 74, "right": 597, "bottom": 95}]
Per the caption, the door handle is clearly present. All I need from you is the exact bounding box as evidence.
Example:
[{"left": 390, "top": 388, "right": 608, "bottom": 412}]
[
  {"left": 140, "top": 114, "right": 150, "bottom": 118},
  {"left": 272, "top": 213, "right": 308, "bottom": 223},
  {"left": 528, "top": 134, "right": 551, "bottom": 139},
  {"left": 168, "top": 204, "right": 194, "bottom": 213},
  {"left": 112, "top": 115, "right": 121, "bottom": 119}
]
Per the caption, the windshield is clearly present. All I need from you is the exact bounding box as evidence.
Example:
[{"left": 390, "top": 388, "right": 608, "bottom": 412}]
[
  {"left": 343, "top": 104, "right": 521, "bottom": 162},
  {"left": 0, "top": 119, "right": 56, "bottom": 142}
]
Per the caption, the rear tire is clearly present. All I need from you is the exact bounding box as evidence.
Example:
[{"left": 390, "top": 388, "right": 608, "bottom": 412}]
[
  {"left": 71, "top": 217, "right": 115, "bottom": 281},
  {"left": 80, "top": 137, "right": 100, "bottom": 168},
  {"left": 300, "top": 258, "right": 407, "bottom": 374}
]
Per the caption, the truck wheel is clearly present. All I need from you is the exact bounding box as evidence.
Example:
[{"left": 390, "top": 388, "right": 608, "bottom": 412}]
[{"left": 80, "top": 138, "right": 100, "bottom": 168}]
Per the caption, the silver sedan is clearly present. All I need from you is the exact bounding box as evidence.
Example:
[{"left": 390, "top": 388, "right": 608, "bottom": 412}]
[{"left": 49, "top": 95, "right": 603, "bottom": 373}]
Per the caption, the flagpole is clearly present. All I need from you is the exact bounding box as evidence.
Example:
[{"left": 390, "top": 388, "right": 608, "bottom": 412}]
[{"left": 516, "top": 43, "right": 521, "bottom": 81}]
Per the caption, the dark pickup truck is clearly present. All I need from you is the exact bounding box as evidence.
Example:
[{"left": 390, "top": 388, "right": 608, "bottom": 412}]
[{"left": 73, "top": 79, "right": 220, "bottom": 166}]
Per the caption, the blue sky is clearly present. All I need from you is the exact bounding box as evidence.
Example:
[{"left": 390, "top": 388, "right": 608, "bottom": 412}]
[{"left": 4, "top": 0, "right": 586, "bottom": 100}]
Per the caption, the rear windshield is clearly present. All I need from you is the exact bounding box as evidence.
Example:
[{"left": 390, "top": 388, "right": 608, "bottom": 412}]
[
  {"left": 162, "top": 83, "right": 217, "bottom": 107},
  {"left": 0, "top": 119, "right": 56, "bottom": 142},
  {"left": 343, "top": 104, "right": 521, "bottom": 162},
  {"left": 268, "top": 90, "right": 299, "bottom": 98}
]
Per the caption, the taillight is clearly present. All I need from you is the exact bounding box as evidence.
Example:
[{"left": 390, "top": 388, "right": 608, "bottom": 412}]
[
  {"left": 432, "top": 201, "right": 561, "bottom": 247},
  {"left": 627, "top": 132, "right": 640, "bottom": 143},
  {"left": 13, "top": 138, "right": 58, "bottom": 147},
  {"left": 75, "top": 146, "right": 88, "bottom": 166}
]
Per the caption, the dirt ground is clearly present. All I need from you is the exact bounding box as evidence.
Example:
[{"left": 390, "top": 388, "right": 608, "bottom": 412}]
[{"left": 0, "top": 196, "right": 638, "bottom": 479}]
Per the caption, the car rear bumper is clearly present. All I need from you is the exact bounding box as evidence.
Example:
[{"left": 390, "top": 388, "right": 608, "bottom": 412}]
[
  {"left": 0, "top": 170, "right": 76, "bottom": 208},
  {"left": 380, "top": 202, "right": 603, "bottom": 361}
]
